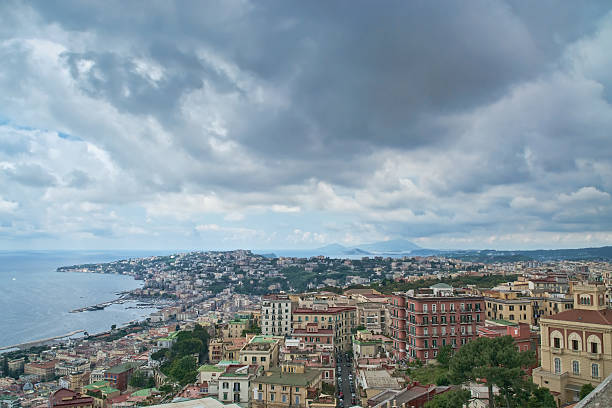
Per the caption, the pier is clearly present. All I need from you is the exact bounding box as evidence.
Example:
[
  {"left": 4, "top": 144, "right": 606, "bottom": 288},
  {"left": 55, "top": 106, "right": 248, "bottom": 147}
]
[
  {"left": 69, "top": 297, "right": 129, "bottom": 313},
  {"left": 0, "top": 330, "right": 85, "bottom": 351}
]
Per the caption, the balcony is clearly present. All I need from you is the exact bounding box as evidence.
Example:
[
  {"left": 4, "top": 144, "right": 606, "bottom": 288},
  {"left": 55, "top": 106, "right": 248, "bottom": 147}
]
[{"left": 588, "top": 352, "right": 602, "bottom": 360}]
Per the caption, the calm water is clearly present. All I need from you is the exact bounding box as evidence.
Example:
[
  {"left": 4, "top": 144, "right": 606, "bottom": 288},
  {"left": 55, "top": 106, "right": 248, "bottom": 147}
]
[{"left": 0, "top": 250, "right": 174, "bottom": 348}]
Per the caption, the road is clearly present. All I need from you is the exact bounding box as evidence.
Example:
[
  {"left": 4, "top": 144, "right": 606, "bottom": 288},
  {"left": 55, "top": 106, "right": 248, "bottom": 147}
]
[
  {"left": 0, "top": 330, "right": 85, "bottom": 351},
  {"left": 336, "top": 352, "right": 357, "bottom": 408}
]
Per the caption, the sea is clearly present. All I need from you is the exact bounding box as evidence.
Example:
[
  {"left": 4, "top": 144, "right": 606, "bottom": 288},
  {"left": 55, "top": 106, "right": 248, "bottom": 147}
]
[{"left": 0, "top": 250, "right": 176, "bottom": 349}]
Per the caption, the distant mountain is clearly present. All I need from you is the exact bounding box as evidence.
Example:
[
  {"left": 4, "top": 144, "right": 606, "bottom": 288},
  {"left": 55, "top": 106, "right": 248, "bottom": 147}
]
[
  {"left": 254, "top": 244, "right": 612, "bottom": 262},
  {"left": 357, "top": 239, "right": 421, "bottom": 253}
]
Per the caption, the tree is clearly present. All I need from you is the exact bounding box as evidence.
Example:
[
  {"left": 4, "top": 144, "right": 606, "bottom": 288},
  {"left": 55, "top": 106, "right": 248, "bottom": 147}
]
[
  {"left": 169, "top": 355, "right": 197, "bottom": 386},
  {"left": 172, "top": 338, "right": 203, "bottom": 357},
  {"left": 450, "top": 336, "right": 535, "bottom": 408},
  {"left": 425, "top": 389, "right": 470, "bottom": 408},
  {"left": 437, "top": 345, "right": 453, "bottom": 368},
  {"left": 129, "top": 371, "right": 147, "bottom": 388},
  {"left": 111, "top": 324, "right": 117, "bottom": 330},
  {"left": 580, "top": 383, "right": 595, "bottom": 400}
]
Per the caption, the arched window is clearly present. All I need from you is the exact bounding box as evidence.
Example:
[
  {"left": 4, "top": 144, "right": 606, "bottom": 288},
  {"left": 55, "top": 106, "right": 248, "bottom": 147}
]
[
  {"left": 550, "top": 330, "right": 564, "bottom": 349},
  {"left": 587, "top": 335, "right": 602, "bottom": 354},
  {"left": 554, "top": 358, "right": 561, "bottom": 374},
  {"left": 568, "top": 332, "right": 582, "bottom": 352}
]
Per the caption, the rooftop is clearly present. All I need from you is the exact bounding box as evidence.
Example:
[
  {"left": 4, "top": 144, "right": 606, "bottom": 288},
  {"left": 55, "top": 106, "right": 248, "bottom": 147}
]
[
  {"left": 198, "top": 365, "right": 224, "bottom": 373},
  {"left": 253, "top": 368, "right": 320, "bottom": 386},
  {"left": 544, "top": 308, "right": 612, "bottom": 325}
]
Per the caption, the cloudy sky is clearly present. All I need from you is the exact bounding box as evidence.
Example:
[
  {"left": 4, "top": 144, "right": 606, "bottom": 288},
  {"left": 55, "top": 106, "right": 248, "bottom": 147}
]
[{"left": 1, "top": 1, "right": 612, "bottom": 251}]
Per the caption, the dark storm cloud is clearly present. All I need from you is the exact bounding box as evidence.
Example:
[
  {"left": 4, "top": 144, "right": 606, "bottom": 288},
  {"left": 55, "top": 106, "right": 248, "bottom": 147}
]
[
  {"left": 27, "top": 0, "right": 602, "bottom": 158},
  {"left": 0, "top": 0, "right": 611, "bottom": 249}
]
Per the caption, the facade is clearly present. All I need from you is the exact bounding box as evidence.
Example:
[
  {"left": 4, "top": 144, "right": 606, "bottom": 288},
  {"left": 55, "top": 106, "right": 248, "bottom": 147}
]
[
  {"left": 352, "top": 330, "right": 392, "bottom": 360},
  {"left": 224, "top": 319, "right": 251, "bottom": 339},
  {"left": 390, "top": 286, "right": 485, "bottom": 362},
  {"left": 251, "top": 362, "right": 321, "bottom": 408},
  {"left": 218, "top": 365, "right": 260, "bottom": 405},
  {"left": 238, "top": 336, "right": 281, "bottom": 371},
  {"left": 292, "top": 305, "right": 357, "bottom": 351},
  {"left": 291, "top": 323, "right": 335, "bottom": 352},
  {"left": 356, "top": 302, "right": 389, "bottom": 335},
  {"left": 483, "top": 292, "right": 535, "bottom": 326},
  {"left": 262, "top": 295, "right": 292, "bottom": 336},
  {"left": 533, "top": 283, "right": 612, "bottom": 405},
  {"left": 49, "top": 389, "right": 94, "bottom": 408},
  {"left": 24, "top": 360, "right": 57, "bottom": 381},
  {"left": 104, "top": 363, "right": 136, "bottom": 392}
]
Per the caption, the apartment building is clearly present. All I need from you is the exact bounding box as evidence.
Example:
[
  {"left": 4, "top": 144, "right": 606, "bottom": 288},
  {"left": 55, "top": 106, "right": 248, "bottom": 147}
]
[
  {"left": 533, "top": 283, "right": 612, "bottom": 405},
  {"left": 356, "top": 302, "right": 389, "bottom": 335},
  {"left": 484, "top": 291, "right": 535, "bottom": 326},
  {"left": 390, "top": 284, "right": 485, "bottom": 362},
  {"left": 238, "top": 336, "right": 282, "bottom": 371},
  {"left": 292, "top": 304, "right": 357, "bottom": 351},
  {"left": 262, "top": 295, "right": 292, "bottom": 336},
  {"left": 251, "top": 362, "right": 322, "bottom": 408}
]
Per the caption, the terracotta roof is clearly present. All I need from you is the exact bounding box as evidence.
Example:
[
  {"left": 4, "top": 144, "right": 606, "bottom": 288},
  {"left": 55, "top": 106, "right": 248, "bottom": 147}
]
[{"left": 546, "top": 308, "right": 612, "bottom": 325}]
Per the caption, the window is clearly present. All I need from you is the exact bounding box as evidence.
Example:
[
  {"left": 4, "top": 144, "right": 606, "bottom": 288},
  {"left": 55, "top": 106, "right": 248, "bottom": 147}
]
[
  {"left": 553, "top": 337, "right": 560, "bottom": 349},
  {"left": 592, "top": 364, "right": 599, "bottom": 378},
  {"left": 423, "top": 304, "right": 428, "bottom": 313},
  {"left": 432, "top": 339, "right": 437, "bottom": 348},
  {"left": 554, "top": 358, "right": 561, "bottom": 374},
  {"left": 424, "top": 351, "right": 428, "bottom": 359},
  {"left": 233, "top": 383, "right": 240, "bottom": 392},
  {"left": 509, "top": 314, "right": 515, "bottom": 320},
  {"left": 270, "top": 393, "right": 275, "bottom": 401},
  {"left": 423, "top": 327, "right": 428, "bottom": 335},
  {"left": 282, "top": 395, "right": 287, "bottom": 403},
  {"left": 223, "top": 382, "right": 229, "bottom": 389},
  {"left": 424, "top": 340, "right": 428, "bottom": 348},
  {"left": 509, "top": 305, "right": 514, "bottom": 311},
  {"left": 295, "top": 387, "right": 299, "bottom": 392},
  {"left": 261, "top": 357, "right": 267, "bottom": 362},
  {"left": 573, "top": 361, "right": 579, "bottom": 375},
  {"left": 258, "top": 393, "right": 263, "bottom": 401},
  {"left": 432, "top": 304, "right": 437, "bottom": 313},
  {"left": 591, "top": 342, "right": 599, "bottom": 354},
  {"left": 223, "top": 393, "right": 228, "bottom": 400},
  {"left": 295, "top": 396, "right": 300, "bottom": 404},
  {"left": 441, "top": 304, "right": 445, "bottom": 312},
  {"left": 422, "top": 316, "right": 428, "bottom": 324},
  {"left": 572, "top": 340, "right": 579, "bottom": 351}
]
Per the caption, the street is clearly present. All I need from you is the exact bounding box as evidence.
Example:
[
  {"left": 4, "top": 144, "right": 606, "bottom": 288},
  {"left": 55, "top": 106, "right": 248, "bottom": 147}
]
[{"left": 336, "top": 352, "right": 357, "bottom": 408}]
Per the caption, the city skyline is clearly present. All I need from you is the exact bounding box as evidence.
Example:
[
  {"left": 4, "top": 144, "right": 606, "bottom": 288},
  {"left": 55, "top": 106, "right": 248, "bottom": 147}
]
[{"left": 1, "top": 1, "right": 612, "bottom": 250}]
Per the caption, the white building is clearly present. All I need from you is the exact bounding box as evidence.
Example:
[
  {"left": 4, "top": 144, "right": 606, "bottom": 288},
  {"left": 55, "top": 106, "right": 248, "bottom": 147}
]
[{"left": 261, "top": 295, "right": 292, "bottom": 336}]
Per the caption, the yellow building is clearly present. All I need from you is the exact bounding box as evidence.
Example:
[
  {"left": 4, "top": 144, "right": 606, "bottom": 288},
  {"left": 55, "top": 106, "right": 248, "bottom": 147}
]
[
  {"left": 533, "top": 283, "right": 612, "bottom": 405},
  {"left": 292, "top": 305, "right": 356, "bottom": 351},
  {"left": 239, "top": 336, "right": 282, "bottom": 371},
  {"left": 251, "top": 362, "right": 322, "bottom": 408},
  {"left": 484, "top": 293, "right": 535, "bottom": 326},
  {"left": 223, "top": 318, "right": 251, "bottom": 339}
]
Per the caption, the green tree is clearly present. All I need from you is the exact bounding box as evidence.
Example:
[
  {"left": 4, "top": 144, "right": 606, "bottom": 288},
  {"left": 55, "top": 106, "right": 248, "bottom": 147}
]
[
  {"left": 129, "top": 371, "right": 147, "bottom": 388},
  {"left": 580, "top": 383, "right": 595, "bottom": 400},
  {"left": 425, "top": 389, "right": 471, "bottom": 408},
  {"left": 169, "top": 355, "right": 197, "bottom": 386},
  {"left": 151, "top": 348, "right": 169, "bottom": 361},
  {"left": 146, "top": 376, "right": 156, "bottom": 388},
  {"left": 437, "top": 345, "right": 453, "bottom": 368},
  {"left": 172, "top": 338, "right": 203, "bottom": 357},
  {"left": 450, "top": 336, "right": 535, "bottom": 408}
]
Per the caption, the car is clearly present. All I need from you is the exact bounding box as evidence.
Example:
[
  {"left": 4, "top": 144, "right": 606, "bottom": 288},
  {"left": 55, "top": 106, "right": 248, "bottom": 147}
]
[{"left": 339, "top": 392, "right": 343, "bottom": 398}]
